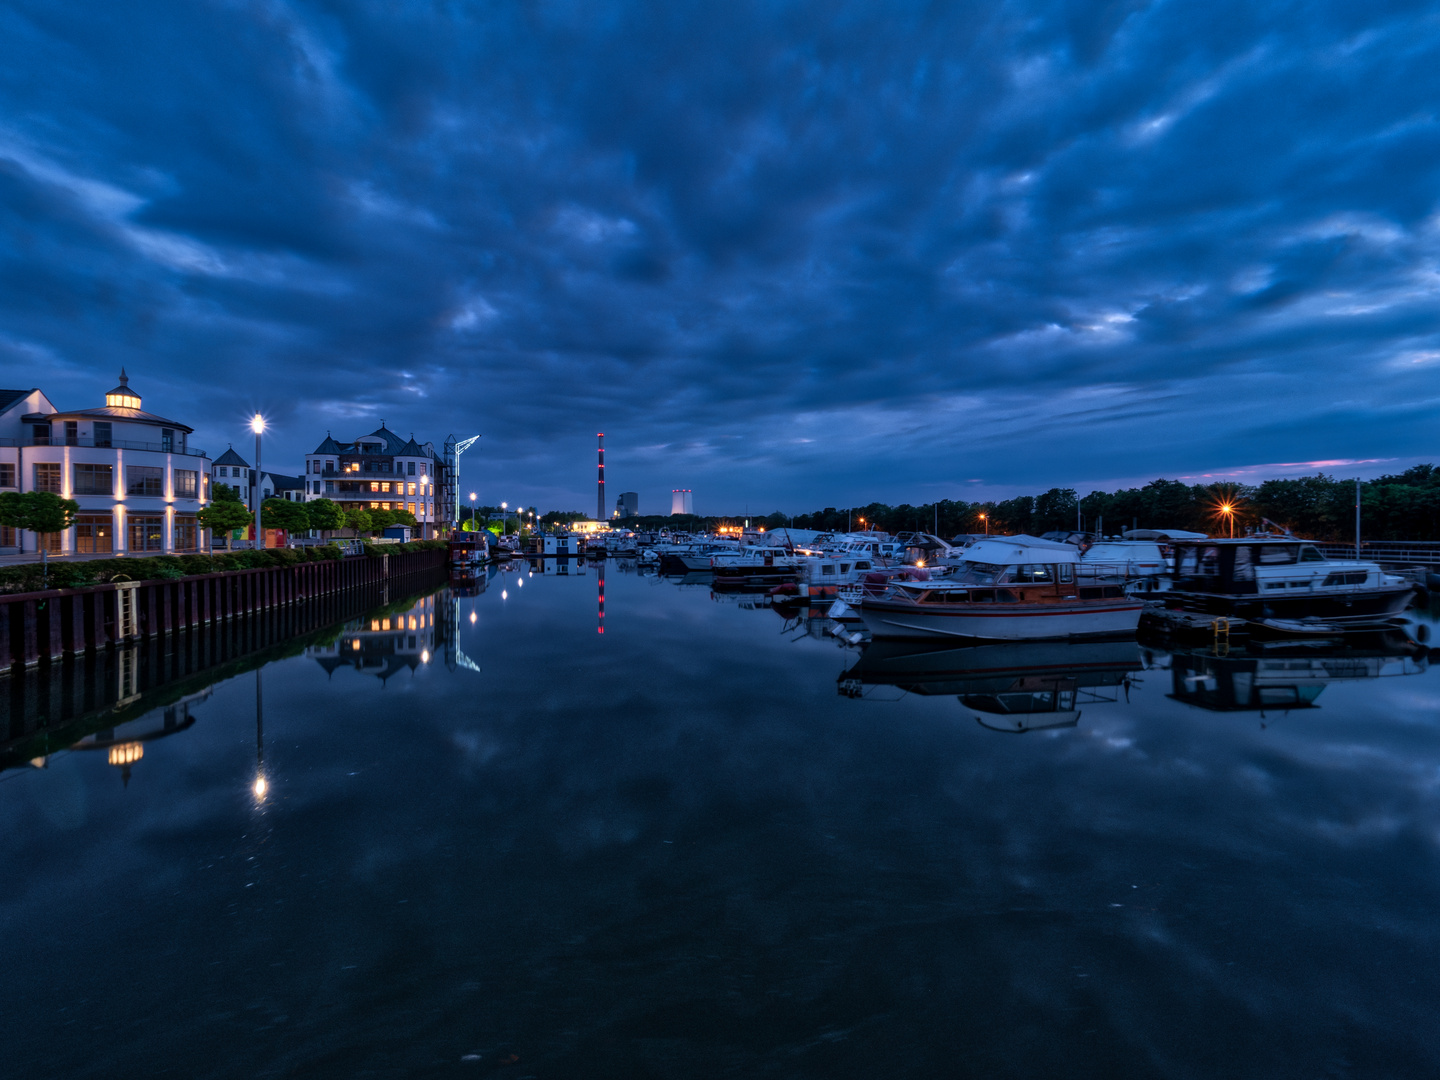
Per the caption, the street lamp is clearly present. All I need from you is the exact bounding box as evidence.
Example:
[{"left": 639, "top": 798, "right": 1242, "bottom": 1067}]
[
  {"left": 979, "top": 512, "right": 988, "bottom": 535},
  {"left": 251, "top": 413, "right": 265, "bottom": 550},
  {"left": 468, "top": 491, "right": 477, "bottom": 528},
  {"left": 501, "top": 501, "right": 508, "bottom": 535},
  {"left": 1221, "top": 503, "right": 1235, "bottom": 538}
]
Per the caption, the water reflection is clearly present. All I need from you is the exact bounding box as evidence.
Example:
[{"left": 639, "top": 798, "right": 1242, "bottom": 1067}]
[
  {"left": 1159, "top": 632, "right": 1432, "bottom": 714},
  {"left": 840, "top": 638, "right": 1144, "bottom": 732},
  {"left": 68, "top": 690, "right": 205, "bottom": 785},
  {"left": 306, "top": 591, "right": 447, "bottom": 684}
]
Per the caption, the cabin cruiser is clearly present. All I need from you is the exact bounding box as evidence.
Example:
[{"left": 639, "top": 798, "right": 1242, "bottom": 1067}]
[
  {"left": 1078, "top": 539, "right": 1171, "bottom": 594},
  {"left": 1154, "top": 538, "right": 1416, "bottom": 631},
  {"left": 856, "top": 535, "right": 1144, "bottom": 641},
  {"left": 448, "top": 531, "right": 489, "bottom": 585}
]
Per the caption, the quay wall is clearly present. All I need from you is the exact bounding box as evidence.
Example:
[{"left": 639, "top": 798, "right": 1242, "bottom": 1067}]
[{"left": 0, "top": 547, "right": 447, "bottom": 670}]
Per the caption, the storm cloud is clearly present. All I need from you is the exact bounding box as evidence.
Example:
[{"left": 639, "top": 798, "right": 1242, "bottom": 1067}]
[{"left": 2, "top": 0, "right": 1438, "bottom": 511}]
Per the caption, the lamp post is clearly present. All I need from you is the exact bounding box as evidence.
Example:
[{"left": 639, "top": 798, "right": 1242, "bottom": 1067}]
[
  {"left": 501, "top": 501, "right": 508, "bottom": 535},
  {"left": 979, "top": 512, "right": 988, "bottom": 535},
  {"left": 468, "top": 492, "right": 477, "bottom": 528},
  {"left": 1221, "top": 503, "right": 1235, "bottom": 538},
  {"left": 251, "top": 413, "right": 265, "bottom": 550}
]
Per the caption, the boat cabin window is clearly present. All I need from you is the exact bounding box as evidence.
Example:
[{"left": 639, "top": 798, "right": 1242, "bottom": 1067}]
[
  {"left": 1017, "top": 564, "right": 1055, "bottom": 584},
  {"left": 956, "top": 561, "right": 1004, "bottom": 585},
  {"left": 1257, "top": 544, "right": 1300, "bottom": 565},
  {"left": 1177, "top": 546, "right": 1222, "bottom": 575},
  {"left": 1299, "top": 546, "right": 1326, "bottom": 563},
  {"left": 1322, "top": 571, "right": 1367, "bottom": 587},
  {"left": 1232, "top": 545, "right": 1254, "bottom": 581},
  {"left": 1058, "top": 564, "right": 1074, "bottom": 584}
]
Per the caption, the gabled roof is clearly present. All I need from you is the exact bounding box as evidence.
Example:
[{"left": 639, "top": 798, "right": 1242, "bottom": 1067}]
[
  {"left": 264, "top": 473, "right": 305, "bottom": 491},
  {"left": 396, "top": 436, "right": 428, "bottom": 457},
  {"left": 214, "top": 446, "right": 251, "bottom": 468},
  {"left": 312, "top": 433, "right": 346, "bottom": 455},
  {"left": 0, "top": 389, "right": 33, "bottom": 414}
]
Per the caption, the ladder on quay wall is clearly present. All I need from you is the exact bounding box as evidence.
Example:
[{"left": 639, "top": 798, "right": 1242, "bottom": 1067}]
[{"left": 115, "top": 582, "right": 140, "bottom": 641}]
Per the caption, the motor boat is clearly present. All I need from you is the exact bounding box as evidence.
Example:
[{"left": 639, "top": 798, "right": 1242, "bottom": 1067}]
[
  {"left": 1150, "top": 537, "right": 1417, "bottom": 633},
  {"left": 856, "top": 535, "right": 1144, "bottom": 642}
]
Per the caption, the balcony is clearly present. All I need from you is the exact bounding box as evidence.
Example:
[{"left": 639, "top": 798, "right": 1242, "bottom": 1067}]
[{"left": 0, "top": 436, "right": 208, "bottom": 457}]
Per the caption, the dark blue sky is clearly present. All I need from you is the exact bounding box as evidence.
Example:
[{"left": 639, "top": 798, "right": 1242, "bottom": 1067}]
[{"left": 3, "top": 0, "right": 1438, "bottom": 515}]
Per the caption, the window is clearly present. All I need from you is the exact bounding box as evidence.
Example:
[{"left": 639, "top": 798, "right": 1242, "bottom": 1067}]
[
  {"left": 65, "top": 420, "right": 78, "bottom": 446},
  {"left": 370, "top": 501, "right": 380, "bottom": 510},
  {"left": 1300, "top": 546, "right": 1326, "bottom": 563},
  {"left": 34, "top": 463, "right": 61, "bottom": 493},
  {"left": 325, "top": 481, "right": 335, "bottom": 493},
  {"left": 1018, "top": 563, "right": 1055, "bottom": 584},
  {"left": 93, "top": 422, "right": 112, "bottom": 448},
  {"left": 173, "top": 515, "right": 198, "bottom": 551},
  {"left": 0, "top": 464, "right": 13, "bottom": 487},
  {"left": 381, "top": 482, "right": 391, "bottom": 494},
  {"left": 175, "top": 470, "right": 198, "bottom": 497},
  {"left": 370, "top": 481, "right": 379, "bottom": 493},
  {"left": 128, "top": 516, "right": 164, "bottom": 552},
  {"left": 1258, "top": 545, "right": 1300, "bottom": 565},
  {"left": 217, "top": 466, "right": 226, "bottom": 477},
  {"left": 1322, "top": 571, "right": 1368, "bottom": 587},
  {"left": 76, "top": 515, "right": 112, "bottom": 554},
  {"left": 407, "top": 483, "right": 416, "bottom": 496},
  {"left": 407, "top": 461, "right": 416, "bottom": 475},
  {"left": 41, "top": 531, "right": 62, "bottom": 553},
  {"left": 1059, "top": 565, "right": 1074, "bottom": 583},
  {"left": 32, "top": 423, "right": 50, "bottom": 446},
  {"left": 73, "top": 463, "right": 113, "bottom": 495},
  {"left": 419, "top": 463, "right": 427, "bottom": 476},
  {"left": 407, "top": 502, "right": 416, "bottom": 516},
  {"left": 161, "top": 428, "right": 175, "bottom": 452},
  {"left": 126, "top": 465, "right": 163, "bottom": 496},
  {"left": 0, "top": 526, "right": 14, "bottom": 547},
  {"left": 382, "top": 502, "right": 391, "bottom": 511}
]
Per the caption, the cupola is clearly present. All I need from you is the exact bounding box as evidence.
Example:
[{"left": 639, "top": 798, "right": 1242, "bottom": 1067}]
[{"left": 105, "top": 368, "right": 142, "bottom": 410}]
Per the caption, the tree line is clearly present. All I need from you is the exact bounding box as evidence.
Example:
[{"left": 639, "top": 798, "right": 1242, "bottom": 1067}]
[
  {"left": 539, "top": 465, "right": 1440, "bottom": 542},
  {"left": 786, "top": 466, "right": 1440, "bottom": 542}
]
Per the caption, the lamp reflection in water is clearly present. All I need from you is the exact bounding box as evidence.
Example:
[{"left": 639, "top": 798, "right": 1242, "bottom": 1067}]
[{"left": 253, "top": 668, "right": 266, "bottom": 803}]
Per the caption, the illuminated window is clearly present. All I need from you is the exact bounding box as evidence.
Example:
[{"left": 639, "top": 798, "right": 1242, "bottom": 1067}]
[
  {"left": 382, "top": 619, "right": 391, "bottom": 631},
  {"left": 370, "top": 501, "right": 379, "bottom": 510},
  {"left": 407, "top": 483, "right": 416, "bottom": 496},
  {"left": 370, "top": 620, "right": 380, "bottom": 631},
  {"left": 381, "top": 482, "right": 391, "bottom": 493},
  {"left": 382, "top": 502, "right": 391, "bottom": 511},
  {"left": 408, "top": 616, "right": 417, "bottom": 630},
  {"left": 407, "top": 502, "right": 416, "bottom": 515},
  {"left": 370, "top": 481, "right": 379, "bottom": 493}
]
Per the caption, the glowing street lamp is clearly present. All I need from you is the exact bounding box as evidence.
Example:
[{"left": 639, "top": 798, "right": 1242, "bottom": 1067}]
[
  {"left": 251, "top": 413, "right": 265, "bottom": 550},
  {"left": 1221, "top": 503, "right": 1236, "bottom": 538},
  {"left": 979, "top": 512, "right": 988, "bottom": 535}
]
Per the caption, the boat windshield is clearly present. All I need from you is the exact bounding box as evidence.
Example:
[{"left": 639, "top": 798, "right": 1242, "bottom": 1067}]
[{"left": 953, "top": 561, "right": 1006, "bottom": 584}]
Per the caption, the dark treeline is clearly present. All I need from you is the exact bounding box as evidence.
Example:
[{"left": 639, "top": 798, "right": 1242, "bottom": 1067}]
[
  {"left": 539, "top": 466, "right": 1440, "bottom": 542},
  {"left": 786, "top": 466, "right": 1440, "bottom": 542}
]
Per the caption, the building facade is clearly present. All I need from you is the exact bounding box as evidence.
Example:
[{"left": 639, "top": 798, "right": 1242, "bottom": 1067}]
[
  {"left": 0, "top": 372, "right": 211, "bottom": 556},
  {"left": 305, "top": 425, "right": 444, "bottom": 538},
  {"left": 615, "top": 491, "right": 639, "bottom": 518}
]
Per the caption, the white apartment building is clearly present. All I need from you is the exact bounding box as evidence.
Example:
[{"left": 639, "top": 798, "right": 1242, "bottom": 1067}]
[
  {"left": 0, "top": 371, "right": 211, "bottom": 555},
  {"left": 304, "top": 425, "right": 443, "bottom": 538}
]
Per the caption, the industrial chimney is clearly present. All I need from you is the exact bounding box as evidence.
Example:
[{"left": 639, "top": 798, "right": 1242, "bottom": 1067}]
[{"left": 596, "top": 433, "right": 605, "bottom": 522}]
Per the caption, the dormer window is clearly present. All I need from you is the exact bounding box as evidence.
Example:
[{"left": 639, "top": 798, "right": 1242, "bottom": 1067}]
[{"left": 105, "top": 368, "right": 142, "bottom": 409}]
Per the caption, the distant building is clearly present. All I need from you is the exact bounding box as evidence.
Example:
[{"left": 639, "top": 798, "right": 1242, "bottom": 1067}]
[
  {"left": 210, "top": 450, "right": 304, "bottom": 511},
  {"left": 615, "top": 491, "right": 639, "bottom": 518},
  {"left": 0, "top": 370, "right": 211, "bottom": 556},
  {"left": 305, "top": 424, "right": 443, "bottom": 538},
  {"left": 670, "top": 489, "right": 693, "bottom": 515}
]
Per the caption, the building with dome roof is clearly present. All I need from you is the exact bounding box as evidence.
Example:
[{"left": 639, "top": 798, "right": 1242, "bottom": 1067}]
[
  {"left": 302, "top": 423, "right": 446, "bottom": 538},
  {"left": 0, "top": 371, "right": 212, "bottom": 556}
]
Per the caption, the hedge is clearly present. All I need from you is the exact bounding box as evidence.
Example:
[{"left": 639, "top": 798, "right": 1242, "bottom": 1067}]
[{"left": 0, "top": 538, "right": 447, "bottom": 595}]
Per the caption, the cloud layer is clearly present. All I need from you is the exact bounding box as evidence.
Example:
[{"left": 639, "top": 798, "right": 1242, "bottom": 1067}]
[{"left": 2, "top": 0, "right": 1439, "bottom": 511}]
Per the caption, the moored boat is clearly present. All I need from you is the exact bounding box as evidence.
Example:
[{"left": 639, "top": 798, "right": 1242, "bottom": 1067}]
[{"left": 856, "top": 535, "right": 1143, "bottom": 642}]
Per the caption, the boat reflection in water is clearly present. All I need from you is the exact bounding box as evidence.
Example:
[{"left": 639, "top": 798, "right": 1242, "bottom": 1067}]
[
  {"left": 1162, "top": 631, "right": 1432, "bottom": 714},
  {"left": 839, "top": 638, "right": 1144, "bottom": 733}
]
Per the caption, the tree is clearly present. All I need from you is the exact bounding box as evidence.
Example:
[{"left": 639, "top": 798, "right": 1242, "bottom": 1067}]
[
  {"left": 344, "top": 508, "right": 373, "bottom": 535},
  {"left": 391, "top": 508, "right": 418, "bottom": 528},
  {"left": 306, "top": 497, "right": 345, "bottom": 538},
  {"left": 261, "top": 497, "right": 312, "bottom": 534},
  {"left": 369, "top": 509, "right": 396, "bottom": 534},
  {"left": 199, "top": 484, "right": 254, "bottom": 545},
  {"left": 0, "top": 490, "right": 81, "bottom": 586}
]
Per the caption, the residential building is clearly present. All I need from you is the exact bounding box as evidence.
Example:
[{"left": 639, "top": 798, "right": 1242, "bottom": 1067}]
[
  {"left": 0, "top": 370, "right": 211, "bottom": 555},
  {"left": 306, "top": 425, "right": 445, "bottom": 538}
]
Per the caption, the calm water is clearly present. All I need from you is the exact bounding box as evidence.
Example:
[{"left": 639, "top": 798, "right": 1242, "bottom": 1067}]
[{"left": 4, "top": 561, "right": 1440, "bottom": 1079}]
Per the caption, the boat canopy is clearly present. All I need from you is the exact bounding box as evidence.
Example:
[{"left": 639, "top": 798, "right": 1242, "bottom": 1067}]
[
  {"left": 961, "top": 535, "right": 1082, "bottom": 565},
  {"left": 1123, "top": 528, "right": 1208, "bottom": 541}
]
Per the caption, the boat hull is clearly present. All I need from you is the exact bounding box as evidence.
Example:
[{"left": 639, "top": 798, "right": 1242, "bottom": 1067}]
[
  {"left": 857, "top": 598, "right": 1143, "bottom": 641},
  {"left": 1155, "top": 584, "right": 1414, "bottom": 628}
]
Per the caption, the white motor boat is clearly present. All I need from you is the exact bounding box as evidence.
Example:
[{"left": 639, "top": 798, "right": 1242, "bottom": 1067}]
[{"left": 857, "top": 535, "right": 1144, "bottom": 642}]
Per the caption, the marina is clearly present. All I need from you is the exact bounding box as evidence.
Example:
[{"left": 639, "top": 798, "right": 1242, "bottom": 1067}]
[{"left": 4, "top": 539, "right": 1440, "bottom": 1076}]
